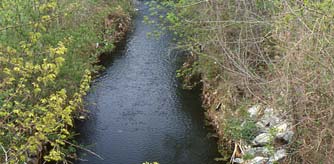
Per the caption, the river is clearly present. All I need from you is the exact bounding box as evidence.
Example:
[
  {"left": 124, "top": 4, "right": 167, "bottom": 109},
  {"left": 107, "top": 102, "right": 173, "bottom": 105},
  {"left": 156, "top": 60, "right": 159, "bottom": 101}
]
[{"left": 76, "top": 1, "right": 220, "bottom": 164}]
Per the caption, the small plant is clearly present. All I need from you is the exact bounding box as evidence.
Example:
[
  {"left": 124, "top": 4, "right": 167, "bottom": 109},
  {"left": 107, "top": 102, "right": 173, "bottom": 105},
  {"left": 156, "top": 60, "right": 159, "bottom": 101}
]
[
  {"left": 224, "top": 118, "right": 258, "bottom": 143},
  {"left": 243, "top": 153, "right": 255, "bottom": 160}
]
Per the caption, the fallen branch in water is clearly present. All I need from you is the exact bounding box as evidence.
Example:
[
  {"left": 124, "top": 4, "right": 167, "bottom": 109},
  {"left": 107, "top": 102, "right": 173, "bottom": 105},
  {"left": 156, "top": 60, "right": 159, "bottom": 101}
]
[{"left": 63, "top": 140, "right": 104, "bottom": 160}]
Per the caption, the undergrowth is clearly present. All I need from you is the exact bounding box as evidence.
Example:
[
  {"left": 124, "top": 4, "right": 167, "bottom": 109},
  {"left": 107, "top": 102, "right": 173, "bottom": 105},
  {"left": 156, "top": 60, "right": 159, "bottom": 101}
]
[
  {"left": 148, "top": 0, "right": 334, "bottom": 163},
  {"left": 0, "top": 0, "right": 132, "bottom": 163}
]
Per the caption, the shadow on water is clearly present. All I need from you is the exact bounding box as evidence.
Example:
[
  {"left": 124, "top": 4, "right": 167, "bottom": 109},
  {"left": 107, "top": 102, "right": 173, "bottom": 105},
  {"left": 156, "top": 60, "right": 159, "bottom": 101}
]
[{"left": 75, "top": 1, "right": 221, "bottom": 164}]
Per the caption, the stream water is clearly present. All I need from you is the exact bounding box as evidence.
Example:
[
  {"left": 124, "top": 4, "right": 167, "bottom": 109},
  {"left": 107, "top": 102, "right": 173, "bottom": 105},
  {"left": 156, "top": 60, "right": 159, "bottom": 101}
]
[{"left": 76, "top": 1, "right": 220, "bottom": 164}]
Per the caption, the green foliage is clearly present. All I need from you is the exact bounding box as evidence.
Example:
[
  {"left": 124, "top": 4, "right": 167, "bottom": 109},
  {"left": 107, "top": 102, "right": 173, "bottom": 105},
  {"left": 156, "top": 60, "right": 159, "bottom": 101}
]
[
  {"left": 223, "top": 118, "right": 258, "bottom": 143},
  {"left": 176, "top": 61, "right": 202, "bottom": 89},
  {"left": 242, "top": 153, "right": 255, "bottom": 160},
  {"left": 146, "top": 0, "right": 206, "bottom": 43},
  {"left": 0, "top": 0, "right": 131, "bottom": 163}
]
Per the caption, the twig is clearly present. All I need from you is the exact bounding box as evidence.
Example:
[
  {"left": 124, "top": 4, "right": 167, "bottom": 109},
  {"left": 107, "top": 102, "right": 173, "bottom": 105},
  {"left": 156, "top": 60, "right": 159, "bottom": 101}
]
[
  {"left": 0, "top": 144, "right": 8, "bottom": 164},
  {"left": 185, "top": 19, "right": 271, "bottom": 25},
  {"left": 238, "top": 141, "right": 244, "bottom": 155},
  {"left": 230, "top": 143, "right": 238, "bottom": 163},
  {"left": 177, "top": 0, "right": 208, "bottom": 8},
  {"left": 63, "top": 141, "right": 104, "bottom": 160}
]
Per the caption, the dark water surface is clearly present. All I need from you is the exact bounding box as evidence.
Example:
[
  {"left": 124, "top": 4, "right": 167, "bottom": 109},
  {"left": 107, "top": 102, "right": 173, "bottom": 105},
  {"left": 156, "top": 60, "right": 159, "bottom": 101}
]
[{"left": 76, "top": 2, "right": 220, "bottom": 164}]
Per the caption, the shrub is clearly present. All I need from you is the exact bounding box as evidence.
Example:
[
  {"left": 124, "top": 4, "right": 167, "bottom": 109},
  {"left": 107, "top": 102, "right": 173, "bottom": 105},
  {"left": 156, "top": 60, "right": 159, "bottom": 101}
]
[
  {"left": 0, "top": 0, "right": 132, "bottom": 163},
  {"left": 149, "top": 0, "right": 334, "bottom": 163}
]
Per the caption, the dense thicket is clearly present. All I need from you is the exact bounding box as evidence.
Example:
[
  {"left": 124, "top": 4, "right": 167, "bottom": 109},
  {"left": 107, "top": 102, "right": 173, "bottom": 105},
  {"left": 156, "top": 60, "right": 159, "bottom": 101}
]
[
  {"left": 152, "top": 0, "right": 334, "bottom": 163},
  {"left": 0, "top": 0, "right": 131, "bottom": 163}
]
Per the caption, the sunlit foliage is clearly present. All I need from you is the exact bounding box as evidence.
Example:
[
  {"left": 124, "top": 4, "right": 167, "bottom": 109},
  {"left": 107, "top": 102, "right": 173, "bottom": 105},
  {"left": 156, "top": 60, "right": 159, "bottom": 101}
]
[{"left": 0, "top": 0, "right": 132, "bottom": 163}]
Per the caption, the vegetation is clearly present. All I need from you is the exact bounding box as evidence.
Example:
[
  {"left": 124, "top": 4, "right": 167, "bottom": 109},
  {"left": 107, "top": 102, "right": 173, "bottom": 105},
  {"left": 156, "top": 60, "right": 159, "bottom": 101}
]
[
  {"left": 148, "top": 0, "right": 334, "bottom": 163},
  {"left": 0, "top": 0, "right": 132, "bottom": 163},
  {"left": 223, "top": 118, "right": 257, "bottom": 143}
]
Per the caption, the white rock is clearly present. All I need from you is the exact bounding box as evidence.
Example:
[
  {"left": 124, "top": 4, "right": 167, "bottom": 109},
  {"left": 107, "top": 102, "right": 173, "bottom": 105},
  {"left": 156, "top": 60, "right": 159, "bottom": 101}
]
[
  {"left": 276, "top": 130, "right": 294, "bottom": 143},
  {"left": 272, "top": 122, "right": 294, "bottom": 143},
  {"left": 283, "top": 130, "right": 294, "bottom": 142},
  {"left": 245, "top": 147, "right": 271, "bottom": 156},
  {"left": 248, "top": 105, "right": 261, "bottom": 118},
  {"left": 233, "top": 158, "right": 244, "bottom": 163},
  {"left": 264, "top": 107, "right": 274, "bottom": 116},
  {"left": 260, "top": 115, "right": 280, "bottom": 127},
  {"left": 246, "top": 156, "right": 268, "bottom": 164},
  {"left": 252, "top": 133, "right": 271, "bottom": 146},
  {"left": 256, "top": 121, "right": 265, "bottom": 129},
  {"left": 269, "top": 149, "right": 286, "bottom": 162},
  {"left": 274, "top": 123, "right": 288, "bottom": 133}
]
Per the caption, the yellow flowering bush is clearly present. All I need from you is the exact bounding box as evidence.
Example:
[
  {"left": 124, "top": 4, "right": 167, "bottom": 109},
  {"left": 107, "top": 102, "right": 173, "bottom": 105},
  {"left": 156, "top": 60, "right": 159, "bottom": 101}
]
[{"left": 0, "top": 0, "right": 132, "bottom": 163}]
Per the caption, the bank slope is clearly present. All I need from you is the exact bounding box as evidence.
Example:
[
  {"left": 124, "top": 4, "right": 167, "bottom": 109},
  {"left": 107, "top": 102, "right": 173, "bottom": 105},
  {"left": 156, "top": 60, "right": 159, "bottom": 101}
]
[{"left": 0, "top": 0, "right": 132, "bottom": 163}]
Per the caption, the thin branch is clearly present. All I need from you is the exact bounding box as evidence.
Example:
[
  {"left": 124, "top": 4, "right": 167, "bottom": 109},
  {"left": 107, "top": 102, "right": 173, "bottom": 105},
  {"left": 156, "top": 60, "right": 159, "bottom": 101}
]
[
  {"left": 177, "top": 0, "right": 208, "bottom": 8},
  {"left": 63, "top": 141, "right": 104, "bottom": 160},
  {"left": 0, "top": 144, "right": 8, "bottom": 164}
]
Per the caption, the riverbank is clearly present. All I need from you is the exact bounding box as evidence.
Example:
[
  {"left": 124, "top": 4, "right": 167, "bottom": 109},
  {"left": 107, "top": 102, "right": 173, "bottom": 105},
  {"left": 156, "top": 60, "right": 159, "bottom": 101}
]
[
  {"left": 0, "top": 0, "right": 132, "bottom": 163},
  {"left": 149, "top": 0, "right": 334, "bottom": 163}
]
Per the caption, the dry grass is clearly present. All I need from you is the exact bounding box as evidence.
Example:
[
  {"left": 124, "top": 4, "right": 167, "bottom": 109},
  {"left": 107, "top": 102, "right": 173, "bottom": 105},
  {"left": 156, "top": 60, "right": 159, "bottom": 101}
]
[{"left": 176, "top": 0, "right": 334, "bottom": 163}]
